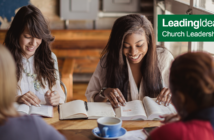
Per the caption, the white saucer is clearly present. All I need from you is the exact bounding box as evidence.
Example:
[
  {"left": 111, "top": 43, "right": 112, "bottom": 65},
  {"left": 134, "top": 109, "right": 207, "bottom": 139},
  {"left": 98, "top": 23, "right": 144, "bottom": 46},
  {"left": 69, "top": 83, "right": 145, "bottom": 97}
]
[{"left": 92, "top": 127, "right": 127, "bottom": 140}]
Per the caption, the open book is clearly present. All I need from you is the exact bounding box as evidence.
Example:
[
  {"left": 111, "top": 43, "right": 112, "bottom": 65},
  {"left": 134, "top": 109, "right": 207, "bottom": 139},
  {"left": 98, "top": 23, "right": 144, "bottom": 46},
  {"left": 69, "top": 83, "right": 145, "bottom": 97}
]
[
  {"left": 59, "top": 100, "right": 115, "bottom": 120},
  {"left": 59, "top": 97, "right": 176, "bottom": 120},
  {"left": 115, "top": 96, "right": 177, "bottom": 120},
  {"left": 15, "top": 103, "right": 53, "bottom": 118}
]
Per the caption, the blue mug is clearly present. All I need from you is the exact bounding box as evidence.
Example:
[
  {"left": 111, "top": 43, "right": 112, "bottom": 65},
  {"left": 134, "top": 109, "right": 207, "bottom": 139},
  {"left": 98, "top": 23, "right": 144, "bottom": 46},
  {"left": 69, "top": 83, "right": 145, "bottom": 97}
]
[{"left": 97, "top": 117, "right": 122, "bottom": 138}]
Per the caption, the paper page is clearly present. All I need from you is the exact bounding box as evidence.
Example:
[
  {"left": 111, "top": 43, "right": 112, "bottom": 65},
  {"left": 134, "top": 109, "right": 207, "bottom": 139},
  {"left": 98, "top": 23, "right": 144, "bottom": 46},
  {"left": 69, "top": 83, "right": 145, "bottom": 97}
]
[
  {"left": 87, "top": 102, "right": 115, "bottom": 119},
  {"left": 16, "top": 104, "right": 30, "bottom": 115},
  {"left": 119, "top": 100, "right": 147, "bottom": 120},
  {"left": 30, "top": 105, "right": 53, "bottom": 117},
  {"left": 59, "top": 100, "right": 88, "bottom": 119},
  {"left": 115, "top": 107, "right": 122, "bottom": 118},
  {"left": 118, "top": 129, "right": 147, "bottom": 140},
  {"left": 115, "top": 100, "right": 147, "bottom": 120},
  {"left": 13, "top": 102, "right": 19, "bottom": 109},
  {"left": 143, "top": 96, "right": 177, "bottom": 120}
]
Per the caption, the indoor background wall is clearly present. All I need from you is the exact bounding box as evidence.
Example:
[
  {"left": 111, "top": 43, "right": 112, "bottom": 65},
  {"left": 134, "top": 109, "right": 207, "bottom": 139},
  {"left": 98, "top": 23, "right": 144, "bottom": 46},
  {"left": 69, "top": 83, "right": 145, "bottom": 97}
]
[
  {"left": 0, "top": 0, "right": 154, "bottom": 83},
  {"left": 0, "top": 0, "right": 118, "bottom": 29}
]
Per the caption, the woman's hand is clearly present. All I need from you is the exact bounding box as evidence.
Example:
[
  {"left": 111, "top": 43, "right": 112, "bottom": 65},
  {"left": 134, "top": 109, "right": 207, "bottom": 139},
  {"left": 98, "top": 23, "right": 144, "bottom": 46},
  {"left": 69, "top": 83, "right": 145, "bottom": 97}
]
[
  {"left": 16, "top": 91, "right": 41, "bottom": 107},
  {"left": 45, "top": 90, "right": 60, "bottom": 106},
  {"left": 103, "top": 88, "right": 126, "bottom": 108},
  {"left": 156, "top": 88, "right": 172, "bottom": 106},
  {"left": 160, "top": 114, "right": 180, "bottom": 124}
]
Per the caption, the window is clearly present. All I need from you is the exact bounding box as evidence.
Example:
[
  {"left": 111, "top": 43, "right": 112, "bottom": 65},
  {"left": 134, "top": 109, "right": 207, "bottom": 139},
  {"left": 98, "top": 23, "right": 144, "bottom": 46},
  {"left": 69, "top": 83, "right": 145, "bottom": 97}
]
[
  {"left": 160, "top": 0, "right": 214, "bottom": 54},
  {"left": 194, "top": 0, "right": 214, "bottom": 13},
  {"left": 165, "top": 42, "right": 189, "bottom": 57},
  {"left": 192, "top": 42, "right": 214, "bottom": 55},
  {"left": 202, "top": 42, "right": 214, "bottom": 55},
  {"left": 179, "top": 0, "right": 190, "bottom": 4}
]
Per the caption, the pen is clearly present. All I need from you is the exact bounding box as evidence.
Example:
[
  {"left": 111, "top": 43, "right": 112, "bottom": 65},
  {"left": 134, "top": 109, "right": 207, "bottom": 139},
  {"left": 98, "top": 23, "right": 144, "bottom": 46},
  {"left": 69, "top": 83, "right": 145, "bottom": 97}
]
[
  {"left": 142, "top": 129, "right": 149, "bottom": 137},
  {"left": 84, "top": 101, "right": 88, "bottom": 111}
]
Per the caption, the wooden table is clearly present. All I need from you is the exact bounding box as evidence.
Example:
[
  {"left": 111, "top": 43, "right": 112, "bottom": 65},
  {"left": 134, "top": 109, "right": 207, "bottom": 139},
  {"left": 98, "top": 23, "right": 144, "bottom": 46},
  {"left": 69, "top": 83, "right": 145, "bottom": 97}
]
[{"left": 43, "top": 107, "right": 161, "bottom": 139}]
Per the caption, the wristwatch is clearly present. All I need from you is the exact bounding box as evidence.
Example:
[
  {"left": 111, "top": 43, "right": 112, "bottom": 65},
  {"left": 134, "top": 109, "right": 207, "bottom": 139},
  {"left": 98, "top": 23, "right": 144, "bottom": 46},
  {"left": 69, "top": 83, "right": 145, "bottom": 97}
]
[{"left": 99, "top": 87, "right": 107, "bottom": 98}]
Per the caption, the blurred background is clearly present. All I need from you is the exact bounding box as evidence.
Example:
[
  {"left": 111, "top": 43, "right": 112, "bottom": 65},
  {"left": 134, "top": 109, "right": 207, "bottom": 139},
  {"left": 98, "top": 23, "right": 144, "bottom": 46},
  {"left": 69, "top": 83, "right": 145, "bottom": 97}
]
[{"left": 0, "top": 0, "right": 214, "bottom": 101}]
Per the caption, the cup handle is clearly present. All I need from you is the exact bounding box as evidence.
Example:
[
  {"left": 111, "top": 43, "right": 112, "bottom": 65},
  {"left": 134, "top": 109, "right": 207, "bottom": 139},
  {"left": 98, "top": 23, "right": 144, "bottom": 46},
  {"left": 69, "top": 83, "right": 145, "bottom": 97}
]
[{"left": 102, "top": 127, "right": 109, "bottom": 138}]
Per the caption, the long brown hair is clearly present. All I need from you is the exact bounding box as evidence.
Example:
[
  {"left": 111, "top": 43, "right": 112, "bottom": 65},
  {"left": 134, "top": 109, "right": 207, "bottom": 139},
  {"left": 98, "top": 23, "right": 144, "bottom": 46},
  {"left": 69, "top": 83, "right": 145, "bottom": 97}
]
[
  {"left": 4, "top": 5, "right": 56, "bottom": 90},
  {"left": 101, "top": 14, "right": 163, "bottom": 100},
  {"left": 170, "top": 52, "right": 214, "bottom": 109},
  {"left": 0, "top": 45, "right": 19, "bottom": 124}
]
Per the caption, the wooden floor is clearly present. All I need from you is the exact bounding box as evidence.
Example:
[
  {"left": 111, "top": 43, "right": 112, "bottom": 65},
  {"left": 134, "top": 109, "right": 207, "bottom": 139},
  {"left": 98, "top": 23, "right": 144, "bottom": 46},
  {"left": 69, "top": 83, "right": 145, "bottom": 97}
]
[{"left": 72, "top": 83, "right": 88, "bottom": 101}]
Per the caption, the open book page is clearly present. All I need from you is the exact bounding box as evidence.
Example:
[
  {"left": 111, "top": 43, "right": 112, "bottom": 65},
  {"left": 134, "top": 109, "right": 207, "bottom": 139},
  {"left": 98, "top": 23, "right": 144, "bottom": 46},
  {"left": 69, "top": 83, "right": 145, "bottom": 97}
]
[
  {"left": 16, "top": 104, "right": 30, "bottom": 115},
  {"left": 87, "top": 102, "right": 115, "bottom": 119},
  {"left": 118, "top": 129, "right": 147, "bottom": 140},
  {"left": 115, "top": 100, "right": 147, "bottom": 120},
  {"left": 59, "top": 100, "right": 88, "bottom": 119},
  {"left": 143, "top": 96, "right": 177, "bottom": 120},
  {"left": 29, "top": 105, "right": 53, "bottom": 117}
]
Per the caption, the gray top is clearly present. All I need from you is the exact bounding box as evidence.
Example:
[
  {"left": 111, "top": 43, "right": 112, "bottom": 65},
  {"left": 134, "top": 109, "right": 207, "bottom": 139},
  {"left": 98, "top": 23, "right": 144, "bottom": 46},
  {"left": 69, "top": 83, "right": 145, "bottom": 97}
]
[{"left": 0, "top": 115, "right": 66, "bottom": 140}]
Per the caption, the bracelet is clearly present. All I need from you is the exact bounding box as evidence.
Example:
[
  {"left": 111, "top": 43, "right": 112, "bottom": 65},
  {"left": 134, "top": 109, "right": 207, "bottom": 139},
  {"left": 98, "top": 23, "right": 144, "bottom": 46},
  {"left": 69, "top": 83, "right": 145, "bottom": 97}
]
[{"left": 99, "top": 87, "right": 107, "bottom": 98}]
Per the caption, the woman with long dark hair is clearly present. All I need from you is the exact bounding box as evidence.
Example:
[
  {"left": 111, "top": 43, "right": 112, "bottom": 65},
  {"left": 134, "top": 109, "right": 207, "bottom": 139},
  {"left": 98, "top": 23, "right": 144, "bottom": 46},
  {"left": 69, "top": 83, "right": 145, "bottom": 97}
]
[
  {"left": 148, "top": 52, "right": 214, "bottom": 140},
  {"left": 85, "top": 14, "right": 173, "bottom": 107},
  {"left": 4, "top": 5, "right": 65, "bottom": 106}
]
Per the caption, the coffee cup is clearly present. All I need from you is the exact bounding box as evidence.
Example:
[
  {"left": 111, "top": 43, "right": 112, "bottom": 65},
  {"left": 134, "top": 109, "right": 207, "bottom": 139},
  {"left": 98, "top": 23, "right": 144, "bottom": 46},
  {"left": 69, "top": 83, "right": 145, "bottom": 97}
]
[{"left": 97, "top": 117, "right": 122, "bottom": 138}]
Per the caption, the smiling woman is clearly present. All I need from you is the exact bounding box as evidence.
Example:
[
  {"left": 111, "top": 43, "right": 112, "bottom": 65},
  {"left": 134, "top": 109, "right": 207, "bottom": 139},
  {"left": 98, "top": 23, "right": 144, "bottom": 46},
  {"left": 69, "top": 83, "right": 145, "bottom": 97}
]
[
  {"left": 3, "top": 4, "right": 65, "bottom": 106},
  {"left": 19, "top": 27, "right": 42, "bottom": 59},
  {"left": 85, "top": 14, "right": 174, "bottom": 107},
  {"left": 123, "top": 33, "right": 148, "bottom": 64}
]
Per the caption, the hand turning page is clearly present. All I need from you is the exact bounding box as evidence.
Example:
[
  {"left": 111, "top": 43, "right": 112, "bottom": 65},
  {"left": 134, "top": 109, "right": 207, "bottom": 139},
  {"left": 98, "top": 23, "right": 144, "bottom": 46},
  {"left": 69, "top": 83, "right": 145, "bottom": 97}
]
[
  {"left": 143, "top": 97, "right": 177, "bottom": 120},
  {"left": 115, "top": 96, "right": 177, "bottom": 120}
]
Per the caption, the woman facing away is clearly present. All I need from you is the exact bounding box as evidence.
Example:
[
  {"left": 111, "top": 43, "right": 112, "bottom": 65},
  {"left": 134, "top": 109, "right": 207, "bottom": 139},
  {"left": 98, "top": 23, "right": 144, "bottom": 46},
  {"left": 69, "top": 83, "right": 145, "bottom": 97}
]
[
  {"left": 148, "top": 52, "right": 214, "bottom": 140},
  {"left": 0, "top": 45, "right": 65, "bottom": 140},
  {"left": 4, "top": 5, "right": 65, "bottom": 106},
  {"left": 85, "top": 14, "right": 174, "bottom": 107}
]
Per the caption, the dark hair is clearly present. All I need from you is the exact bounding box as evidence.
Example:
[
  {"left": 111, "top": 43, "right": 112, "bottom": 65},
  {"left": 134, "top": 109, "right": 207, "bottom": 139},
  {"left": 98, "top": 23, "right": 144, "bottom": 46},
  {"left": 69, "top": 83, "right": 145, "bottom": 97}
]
[
  {"left": 4, "top": 4, "right": 55, "bottom": 90},
  {"left": 170, "top": 52, "right": 214, "bottom": 108},
  {"left": 101, "top": 14, "right": 163, "bottom": 100}
]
